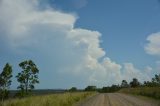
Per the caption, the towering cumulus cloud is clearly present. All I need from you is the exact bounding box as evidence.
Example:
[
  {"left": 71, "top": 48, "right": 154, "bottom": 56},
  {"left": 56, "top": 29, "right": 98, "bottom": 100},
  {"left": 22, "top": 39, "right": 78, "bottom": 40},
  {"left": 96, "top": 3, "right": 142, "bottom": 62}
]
[{"left": 0, "top": 0, "right": 151, "bottom": 88}]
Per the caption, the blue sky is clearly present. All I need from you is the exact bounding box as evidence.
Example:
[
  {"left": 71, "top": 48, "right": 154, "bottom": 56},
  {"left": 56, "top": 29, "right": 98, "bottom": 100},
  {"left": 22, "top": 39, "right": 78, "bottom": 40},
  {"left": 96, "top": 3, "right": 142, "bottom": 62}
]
[
  {"left": 51, "top": 0, "right": 160, "bottom": 67},
  {"left": 0, "top": 0, "right": 160, "bottom": 89}
]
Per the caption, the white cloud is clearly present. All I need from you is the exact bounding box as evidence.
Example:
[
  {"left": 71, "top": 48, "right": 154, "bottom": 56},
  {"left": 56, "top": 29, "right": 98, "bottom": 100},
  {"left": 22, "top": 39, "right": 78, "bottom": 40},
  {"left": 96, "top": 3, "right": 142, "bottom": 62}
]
[
  {"left": 145, "top": 32, "right": 160, "bottom": 56},
  {"left": 122, "top": 63, "right": 151, "bottom": 82},
  {"left": 0, "top": 0, "right": 153, "bottom": 88}
]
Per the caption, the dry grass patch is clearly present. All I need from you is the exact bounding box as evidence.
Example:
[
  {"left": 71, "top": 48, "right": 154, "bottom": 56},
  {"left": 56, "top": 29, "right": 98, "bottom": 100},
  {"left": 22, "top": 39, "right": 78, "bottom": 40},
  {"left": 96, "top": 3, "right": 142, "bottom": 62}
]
[{"left": 0, "top": 92, "right": 96, "bottom": 106}]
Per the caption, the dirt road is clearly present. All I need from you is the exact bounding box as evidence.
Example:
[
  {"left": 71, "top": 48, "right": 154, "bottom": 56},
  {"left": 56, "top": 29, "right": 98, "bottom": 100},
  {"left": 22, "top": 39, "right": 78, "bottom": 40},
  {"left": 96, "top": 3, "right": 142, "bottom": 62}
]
[{"left": 77, "top": 93, "right": 159, "bottom": 106}]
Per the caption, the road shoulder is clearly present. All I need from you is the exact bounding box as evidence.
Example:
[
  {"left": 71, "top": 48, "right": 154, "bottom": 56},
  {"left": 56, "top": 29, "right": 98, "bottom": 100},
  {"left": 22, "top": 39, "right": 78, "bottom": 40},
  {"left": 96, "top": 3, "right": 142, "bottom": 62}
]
[{"left": 121, "top": 93, "right": 160, "bottom": 106}]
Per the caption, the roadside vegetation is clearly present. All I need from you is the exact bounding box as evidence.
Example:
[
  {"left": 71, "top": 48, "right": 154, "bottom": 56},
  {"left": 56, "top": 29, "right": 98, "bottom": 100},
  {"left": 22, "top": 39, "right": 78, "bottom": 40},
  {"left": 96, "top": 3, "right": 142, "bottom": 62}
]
[
  {"left": 97, "top": 73, "right": 160, "bottom": 100},
  {"left": 0, "top": 92, "right": 95, "bottom": 106},
  {"left": 119, "top": 87, "right": 160, "bottom": 99},
  {"left": 119, "top": 74, "right": 160, "bottom": 99},
  {"left": 98, "top": 74, "right": 160, "bottom": 100}
]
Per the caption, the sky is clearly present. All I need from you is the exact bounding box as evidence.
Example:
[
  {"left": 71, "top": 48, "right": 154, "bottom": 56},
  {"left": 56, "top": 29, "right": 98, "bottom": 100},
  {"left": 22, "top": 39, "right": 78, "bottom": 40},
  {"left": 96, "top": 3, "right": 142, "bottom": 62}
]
[{"left": 0, "top": 0, "right": 160, "bottom": 89}]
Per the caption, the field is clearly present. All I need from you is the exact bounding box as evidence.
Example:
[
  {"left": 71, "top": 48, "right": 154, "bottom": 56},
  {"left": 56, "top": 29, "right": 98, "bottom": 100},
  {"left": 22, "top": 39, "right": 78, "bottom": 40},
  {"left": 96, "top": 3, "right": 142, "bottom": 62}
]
[
  {"left": 119, "top": 87, "right": 160, "bottom": 99},
  {"left": 0, "top": 92, "right": 95, "bottom": 106}
]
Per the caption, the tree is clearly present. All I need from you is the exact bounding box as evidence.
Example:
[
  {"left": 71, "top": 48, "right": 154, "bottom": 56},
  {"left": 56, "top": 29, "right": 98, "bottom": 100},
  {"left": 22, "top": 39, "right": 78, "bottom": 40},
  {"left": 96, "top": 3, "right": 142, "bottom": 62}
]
[
  {"left": 16, "top": 60, "right": 39, "bottom": 97},
  {"left": 130, "top": 78, "right": 140, "bottom": 88},
  {"left": 100, "top": 87, "right": 110, "bottom": 93},
  {"left": 143, "top": 81, "right": 155, "bottom": 87},
  {"left": 110, "top": 84, "right": 121, "bottom": 92},
  {"left": 68, "top": 87, "right": 77, "bottom": 92},
  {"left": 0, "top": 63, "right": 12, "bottom": 101},
  {"left": 121, "top": 80, "right": 129, "bottom": 88},
  {"left": 85, "top": 86, "right": 97, "bottom": 91},
  {"left": 151, "top": 74, "right": 160, "bottom": 86}
]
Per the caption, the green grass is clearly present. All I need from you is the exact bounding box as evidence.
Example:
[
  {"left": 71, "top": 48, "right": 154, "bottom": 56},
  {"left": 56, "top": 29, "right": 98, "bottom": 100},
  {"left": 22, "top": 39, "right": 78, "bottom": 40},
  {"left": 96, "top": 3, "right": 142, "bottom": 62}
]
[
  {"left": 0, "top": 92, "right": 96, "bottom": 106},
  {"left": 119, "top": 87, "right": 160, "bottom": 99}
]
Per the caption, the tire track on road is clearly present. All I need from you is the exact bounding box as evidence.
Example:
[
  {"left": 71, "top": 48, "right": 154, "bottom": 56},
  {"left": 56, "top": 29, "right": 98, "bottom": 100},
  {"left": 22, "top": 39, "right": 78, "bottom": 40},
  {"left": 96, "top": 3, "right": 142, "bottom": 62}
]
[{"left": 76, "top": 93, "right": 159, "bottom": 106}]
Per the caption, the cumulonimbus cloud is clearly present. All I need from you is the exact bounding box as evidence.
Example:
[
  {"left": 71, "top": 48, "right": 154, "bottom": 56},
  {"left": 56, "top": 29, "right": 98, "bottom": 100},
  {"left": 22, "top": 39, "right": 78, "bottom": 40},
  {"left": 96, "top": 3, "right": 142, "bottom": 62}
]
[{"left": 0, "top": 0, "right": 153, "bottom": 88}]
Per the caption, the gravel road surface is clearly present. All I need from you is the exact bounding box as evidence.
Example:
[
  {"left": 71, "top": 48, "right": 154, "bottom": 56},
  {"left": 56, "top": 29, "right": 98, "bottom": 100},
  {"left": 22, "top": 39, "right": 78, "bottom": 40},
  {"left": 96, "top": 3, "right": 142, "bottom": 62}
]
[{"left": 77, "top": 93, "right": 159, "bottom": 106}]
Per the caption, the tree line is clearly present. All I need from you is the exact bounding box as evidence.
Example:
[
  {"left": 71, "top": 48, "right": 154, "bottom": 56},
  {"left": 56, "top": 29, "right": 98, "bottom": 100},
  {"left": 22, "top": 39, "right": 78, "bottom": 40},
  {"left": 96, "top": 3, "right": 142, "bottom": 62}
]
[
  {"left": 99, "top": 74, "right": 160, "bottom": 93},
  {"left": 0, "top": 60, "right": 39, "bottom": 101},
  {"left": 69, "top": 74, "right": 160, "bottom": 93}
]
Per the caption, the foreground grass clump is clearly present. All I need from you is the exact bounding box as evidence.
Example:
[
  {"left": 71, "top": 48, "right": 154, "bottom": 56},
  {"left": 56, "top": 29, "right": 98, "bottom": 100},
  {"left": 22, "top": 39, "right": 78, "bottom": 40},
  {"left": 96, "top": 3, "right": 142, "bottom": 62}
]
[
  {"left": 0, "top": 92, "right": 95, "bottom": 106},
  {"left": 119, "top": 87, "right": 160, "bottom": 99}
]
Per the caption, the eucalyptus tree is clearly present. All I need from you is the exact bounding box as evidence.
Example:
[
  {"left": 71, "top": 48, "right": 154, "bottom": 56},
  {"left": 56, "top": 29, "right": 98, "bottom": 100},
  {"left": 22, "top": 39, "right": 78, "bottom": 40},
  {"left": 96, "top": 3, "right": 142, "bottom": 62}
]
[
  {"left": 16, "top": 60, "right": 39, "bottom": 96},
  {"left": 0, "top": 63, "right": 12, "bottom": 101}
]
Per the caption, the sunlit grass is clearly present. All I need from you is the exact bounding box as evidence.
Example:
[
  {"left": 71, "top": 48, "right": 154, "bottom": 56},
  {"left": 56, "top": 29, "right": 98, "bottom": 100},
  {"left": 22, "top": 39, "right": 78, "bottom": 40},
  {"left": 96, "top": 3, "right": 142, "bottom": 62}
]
[{"left": 0, "top": 92, "right": 96, "bottom": 106}]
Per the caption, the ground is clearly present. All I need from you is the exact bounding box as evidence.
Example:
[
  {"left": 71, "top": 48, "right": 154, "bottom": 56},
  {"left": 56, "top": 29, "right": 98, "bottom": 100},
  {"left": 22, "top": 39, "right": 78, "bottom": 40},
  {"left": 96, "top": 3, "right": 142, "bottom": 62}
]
[{"left": 76, "top": 93, "right": 160, "bottom": 106}]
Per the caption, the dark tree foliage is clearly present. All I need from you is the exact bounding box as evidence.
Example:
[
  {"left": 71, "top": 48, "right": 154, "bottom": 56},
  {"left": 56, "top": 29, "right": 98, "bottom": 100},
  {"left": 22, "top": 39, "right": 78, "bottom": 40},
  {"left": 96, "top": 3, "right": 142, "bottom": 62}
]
[
  {"left": 16, "top": 60, "right": 39, "bottom": 97},
  {"left": 68, "top": 87, "right": 77, "bottom": 92},
  {"left": 144, "top": 74, "right": 160, "bottom": 87},
  {"left": 130, "top": 78, "right": 140, "bottom": 88},
  {"left": 152, "top": 74, "right": 160, "bottom": 85},
  {"left": 143, "top": 81, "right": 155, "bottom": 87},
  {"left": 85, "top": 86, "right": 97, "bottom": 91},
  {"left": 0, "top": 63, "right": 12, "bottom": 101},
  {"left": 110, "top": 85, "right": 121, "bottom": 92},
  {"left": 99, "top": 85, "right": 121, "bottom": 93},
  {"left": 121, "top": 80, "right": 129, "bottom": 88}
]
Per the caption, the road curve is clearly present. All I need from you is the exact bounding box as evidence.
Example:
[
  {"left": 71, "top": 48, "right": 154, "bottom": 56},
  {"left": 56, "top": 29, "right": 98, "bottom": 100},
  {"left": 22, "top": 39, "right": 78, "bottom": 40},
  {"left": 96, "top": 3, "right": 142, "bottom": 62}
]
[{"left": 76, "top": 93, "right": 159, "bottom": 106}]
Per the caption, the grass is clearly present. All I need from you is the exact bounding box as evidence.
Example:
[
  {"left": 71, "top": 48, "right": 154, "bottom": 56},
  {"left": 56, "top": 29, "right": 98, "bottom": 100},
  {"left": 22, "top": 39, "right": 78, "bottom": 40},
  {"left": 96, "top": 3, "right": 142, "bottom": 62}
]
[
  {"left": 0, "top": 92, "right": 96, "bottom": 106},
  {"left": 119, "top": 87, "right": 160, "bottom": 99}
]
